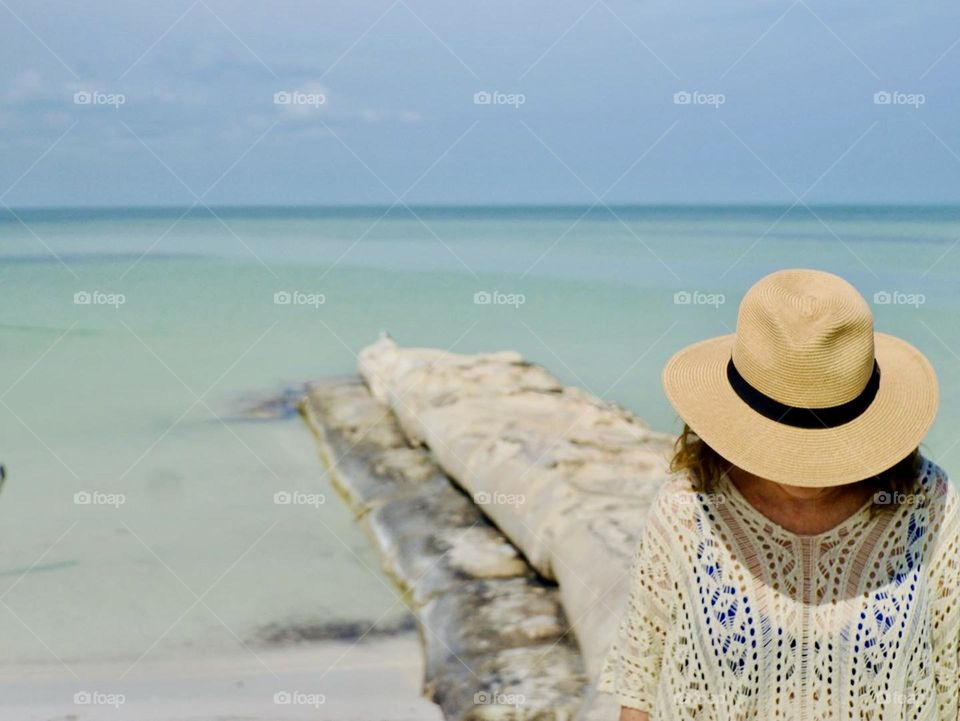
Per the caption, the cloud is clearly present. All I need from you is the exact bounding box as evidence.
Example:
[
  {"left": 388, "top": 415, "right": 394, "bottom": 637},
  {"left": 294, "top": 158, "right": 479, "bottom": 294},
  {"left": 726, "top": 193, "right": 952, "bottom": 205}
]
[{"left": 4, "top": 69, "right": 70, "bottom": 106}]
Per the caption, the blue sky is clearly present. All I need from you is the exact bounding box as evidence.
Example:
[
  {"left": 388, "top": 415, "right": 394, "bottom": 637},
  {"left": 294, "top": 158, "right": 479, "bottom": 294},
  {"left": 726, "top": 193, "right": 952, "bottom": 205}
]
[{"left": 2, "top": 0, "right": 959, "bottom": 206}]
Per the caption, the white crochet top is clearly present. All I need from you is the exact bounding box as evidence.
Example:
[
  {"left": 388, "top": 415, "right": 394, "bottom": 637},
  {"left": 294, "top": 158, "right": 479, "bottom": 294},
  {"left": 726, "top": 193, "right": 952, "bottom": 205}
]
[{"left": 599, "top": 457, "right": 959, "bottom": 720}]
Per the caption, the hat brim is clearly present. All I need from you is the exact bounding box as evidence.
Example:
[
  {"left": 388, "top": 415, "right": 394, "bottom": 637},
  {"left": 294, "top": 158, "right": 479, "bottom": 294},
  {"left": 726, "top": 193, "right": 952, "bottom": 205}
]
[{"left": 662, "top": 332, "right": 938, "bottom": 487}]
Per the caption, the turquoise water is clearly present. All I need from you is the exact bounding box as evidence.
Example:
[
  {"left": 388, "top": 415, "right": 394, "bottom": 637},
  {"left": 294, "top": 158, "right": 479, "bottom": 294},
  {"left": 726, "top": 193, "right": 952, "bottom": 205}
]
[{"left": 1, "top": 205, "right": 959, "bottom": 667}]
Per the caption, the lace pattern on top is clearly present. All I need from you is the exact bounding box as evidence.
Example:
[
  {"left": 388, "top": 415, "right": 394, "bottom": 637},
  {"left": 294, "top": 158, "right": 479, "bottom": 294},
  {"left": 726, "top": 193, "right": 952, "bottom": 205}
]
[{"left": 599, "top": 458, "right": 959, "bottom": 721}]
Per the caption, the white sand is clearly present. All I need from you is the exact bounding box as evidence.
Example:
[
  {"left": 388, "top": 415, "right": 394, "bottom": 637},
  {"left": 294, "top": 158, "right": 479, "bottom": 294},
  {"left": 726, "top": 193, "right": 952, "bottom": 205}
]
[{"left": 0, "top": 634, "right": 443, "bottom": 721}]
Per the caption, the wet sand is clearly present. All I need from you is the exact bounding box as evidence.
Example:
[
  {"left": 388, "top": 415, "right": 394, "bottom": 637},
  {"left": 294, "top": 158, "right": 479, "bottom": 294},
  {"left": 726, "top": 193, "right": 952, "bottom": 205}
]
[{"left": 0, "top": 634, "right": 441, "bottom": 721}]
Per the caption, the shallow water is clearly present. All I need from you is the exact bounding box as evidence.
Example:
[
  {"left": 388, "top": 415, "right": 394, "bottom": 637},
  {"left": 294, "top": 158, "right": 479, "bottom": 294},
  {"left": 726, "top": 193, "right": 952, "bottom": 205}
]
[{"left": 1, "top": 205, "right": 958, "bottom": 667}]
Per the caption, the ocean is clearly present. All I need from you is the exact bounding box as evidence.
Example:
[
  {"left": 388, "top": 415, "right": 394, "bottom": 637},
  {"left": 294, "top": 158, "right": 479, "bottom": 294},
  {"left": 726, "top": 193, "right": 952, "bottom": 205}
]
[{"left": 2, "top": 205, "right": 958, "bottom": 668}]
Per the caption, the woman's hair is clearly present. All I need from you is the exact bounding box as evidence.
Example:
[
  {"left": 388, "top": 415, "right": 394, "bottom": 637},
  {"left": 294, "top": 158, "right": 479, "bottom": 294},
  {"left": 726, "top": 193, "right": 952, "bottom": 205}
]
[{"left": 670, "top": 423, "right": 921, "bottom": 506}]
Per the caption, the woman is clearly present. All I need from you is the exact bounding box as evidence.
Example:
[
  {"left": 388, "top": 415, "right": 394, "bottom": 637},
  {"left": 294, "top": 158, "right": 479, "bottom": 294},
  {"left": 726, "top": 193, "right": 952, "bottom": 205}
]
[{"left": 600, "top": 269, "right": 958, "bottom": 720}]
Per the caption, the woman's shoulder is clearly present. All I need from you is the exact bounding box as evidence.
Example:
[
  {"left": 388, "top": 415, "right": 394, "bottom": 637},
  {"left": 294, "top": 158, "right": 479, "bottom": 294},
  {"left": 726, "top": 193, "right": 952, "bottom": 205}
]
[
  {"left": 916, "top": 456, "right": 958, "bottom": 533},
  {"left": 646, "top": 471, "right": 715, "bottom": 534},
  {"left": 653, "top": 471, "right": 697, "bottom": 508},
  {"left": 917, "top": 456, "right": 954, "bottom": 512}
]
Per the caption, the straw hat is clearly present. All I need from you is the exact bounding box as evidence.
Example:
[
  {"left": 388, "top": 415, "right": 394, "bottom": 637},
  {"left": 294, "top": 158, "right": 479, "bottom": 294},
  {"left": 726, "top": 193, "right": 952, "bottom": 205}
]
[{"left": 663, "top": 268, "right": 938, "bottom": 487}]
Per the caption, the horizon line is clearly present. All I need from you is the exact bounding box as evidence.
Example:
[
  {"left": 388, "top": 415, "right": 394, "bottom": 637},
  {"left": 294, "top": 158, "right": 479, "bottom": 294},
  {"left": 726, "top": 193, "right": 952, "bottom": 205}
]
[{"left": 4, "top": 202, "right": 960, "bottom": 214}]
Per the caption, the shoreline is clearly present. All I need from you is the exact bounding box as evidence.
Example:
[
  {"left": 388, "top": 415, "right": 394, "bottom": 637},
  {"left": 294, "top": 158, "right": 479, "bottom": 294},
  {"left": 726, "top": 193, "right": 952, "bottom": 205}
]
[{"left": 0, "top": 633, "right": 441, "bottom": 721}]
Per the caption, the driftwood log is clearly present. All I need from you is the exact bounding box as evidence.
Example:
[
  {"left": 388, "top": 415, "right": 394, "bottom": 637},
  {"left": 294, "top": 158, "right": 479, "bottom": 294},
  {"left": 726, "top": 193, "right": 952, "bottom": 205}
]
[{"left": 301, "top": 336, "right": 675, "bottom": 719}]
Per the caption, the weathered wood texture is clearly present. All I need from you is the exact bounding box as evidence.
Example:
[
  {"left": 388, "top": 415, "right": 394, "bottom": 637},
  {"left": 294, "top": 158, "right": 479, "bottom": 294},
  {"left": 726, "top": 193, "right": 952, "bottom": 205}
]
[
  {"left": 356, "top": 337, "right": 674, "bottom": 677},
  {"left": 302, "top": 379, "right": 587, "bottom": 720}
]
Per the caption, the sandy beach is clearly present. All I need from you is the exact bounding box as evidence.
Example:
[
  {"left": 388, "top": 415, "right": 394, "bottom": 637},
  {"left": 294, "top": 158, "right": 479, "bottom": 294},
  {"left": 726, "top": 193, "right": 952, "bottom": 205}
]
[{"left": 0, "top": 634, "right": 441, "bottom": 721}]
